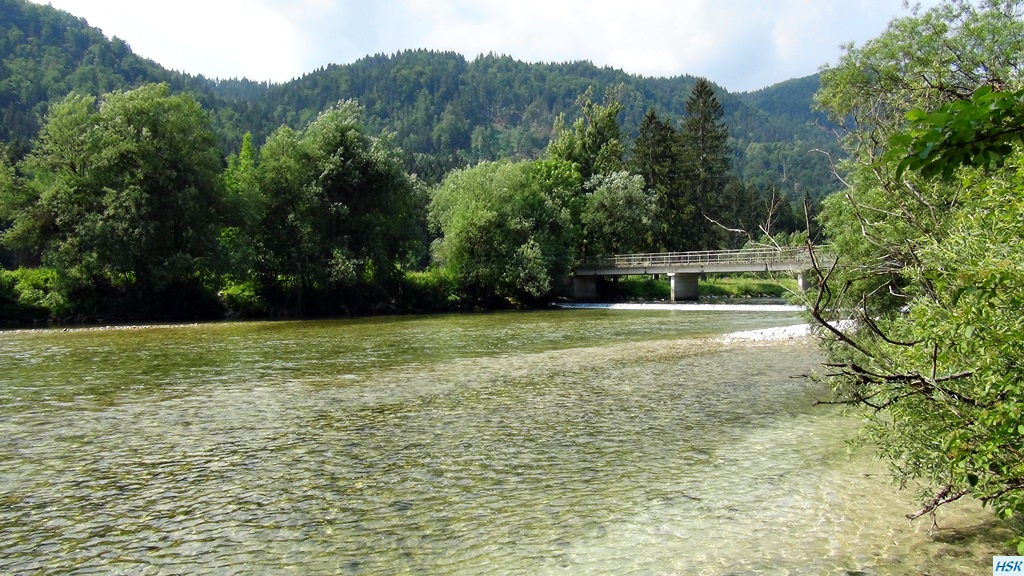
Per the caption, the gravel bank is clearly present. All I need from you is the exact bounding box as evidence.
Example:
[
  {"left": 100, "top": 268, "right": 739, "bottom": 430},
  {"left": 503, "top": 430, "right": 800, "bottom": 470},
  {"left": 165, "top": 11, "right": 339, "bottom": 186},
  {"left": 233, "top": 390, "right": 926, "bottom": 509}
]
[{"left": 719, "top": 323, "right": 812, "bottom": 343}]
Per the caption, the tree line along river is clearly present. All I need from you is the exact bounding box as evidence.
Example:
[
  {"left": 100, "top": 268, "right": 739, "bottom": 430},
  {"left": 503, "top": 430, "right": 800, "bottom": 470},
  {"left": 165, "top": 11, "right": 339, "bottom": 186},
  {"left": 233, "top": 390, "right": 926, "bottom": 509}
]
[{"left": 0, "top": 307, "right": 1012, "bottom": 574}]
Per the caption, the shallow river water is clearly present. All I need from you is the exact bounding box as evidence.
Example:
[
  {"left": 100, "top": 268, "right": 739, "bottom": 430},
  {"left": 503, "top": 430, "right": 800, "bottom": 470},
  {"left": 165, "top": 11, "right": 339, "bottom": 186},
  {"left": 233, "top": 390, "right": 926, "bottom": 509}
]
[{"left": 0, "top": 308, "right": 1013, "bottom": 574}]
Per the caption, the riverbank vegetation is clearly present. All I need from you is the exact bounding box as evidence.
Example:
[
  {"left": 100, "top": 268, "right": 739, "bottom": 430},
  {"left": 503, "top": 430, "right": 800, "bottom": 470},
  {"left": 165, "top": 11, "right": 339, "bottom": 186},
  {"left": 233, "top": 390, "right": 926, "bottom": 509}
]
[
  {"left": 0, "top": 70, "right": 813, "bottom": 322},
  {"left": 0, "top": 0, "right": 825, "bottom": 323},
  {"left": 810, "top": 0, "right": 1024, "bottom": 551},
  {"left": 609, "top": 275, "right": 797, "bottom": 301}
]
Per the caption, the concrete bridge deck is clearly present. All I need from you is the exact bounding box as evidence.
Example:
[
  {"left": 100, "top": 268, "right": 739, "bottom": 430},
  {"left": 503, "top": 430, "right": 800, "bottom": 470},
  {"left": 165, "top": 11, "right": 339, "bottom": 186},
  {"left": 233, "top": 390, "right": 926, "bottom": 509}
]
[{"left": 572, "top": 247, "right": 827, "bottom": 301}]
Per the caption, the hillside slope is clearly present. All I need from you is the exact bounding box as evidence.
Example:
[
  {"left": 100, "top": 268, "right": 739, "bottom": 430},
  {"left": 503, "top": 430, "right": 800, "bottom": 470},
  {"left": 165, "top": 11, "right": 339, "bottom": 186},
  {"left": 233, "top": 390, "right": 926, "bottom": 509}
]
[{"left": 1, "top": 0, "right": 840, "bottom": 195}]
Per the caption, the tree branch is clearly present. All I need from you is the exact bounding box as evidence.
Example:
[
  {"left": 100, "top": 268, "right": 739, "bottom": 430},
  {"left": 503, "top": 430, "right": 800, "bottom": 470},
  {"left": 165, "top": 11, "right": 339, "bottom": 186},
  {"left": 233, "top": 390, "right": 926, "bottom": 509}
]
[{"left": 906, "top": 485, "right": 971, "bottom": 528}]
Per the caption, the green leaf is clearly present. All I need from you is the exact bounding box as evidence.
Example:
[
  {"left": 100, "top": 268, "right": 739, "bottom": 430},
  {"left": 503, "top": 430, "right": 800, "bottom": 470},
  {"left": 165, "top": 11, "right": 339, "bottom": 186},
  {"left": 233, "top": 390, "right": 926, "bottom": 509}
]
[
  {"left": 905, "top": 108, "right": 929, "bottom": 121},
  {"left": 973, "top": 85, "right": 994, "bottom": 98}
]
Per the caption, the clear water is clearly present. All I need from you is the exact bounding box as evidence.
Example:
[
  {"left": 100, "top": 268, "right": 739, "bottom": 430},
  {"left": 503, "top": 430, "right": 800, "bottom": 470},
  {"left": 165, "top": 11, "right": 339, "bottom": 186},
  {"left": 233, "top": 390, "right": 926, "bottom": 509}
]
[{"left": 0, "top": 309, "right": 1012, "bottom": 574}]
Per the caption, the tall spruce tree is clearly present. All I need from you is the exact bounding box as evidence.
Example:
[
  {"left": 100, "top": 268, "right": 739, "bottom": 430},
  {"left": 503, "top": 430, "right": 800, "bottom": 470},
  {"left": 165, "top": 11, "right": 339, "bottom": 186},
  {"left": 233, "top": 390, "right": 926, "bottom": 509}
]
[
  {"left": 630, "top": 108, "right": 686, "bottom": 251},
  {"left": 679, "top": 78, "right": 731, "bottom": 250}
]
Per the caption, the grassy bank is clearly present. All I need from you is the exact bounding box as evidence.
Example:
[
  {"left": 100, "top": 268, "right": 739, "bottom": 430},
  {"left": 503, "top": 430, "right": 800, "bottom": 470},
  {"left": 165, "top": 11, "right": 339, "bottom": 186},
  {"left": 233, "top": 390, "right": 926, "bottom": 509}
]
[
  {"left": 1, "top": 265, "right": 802, "bottom": 326},
  {"left": 613, "top": 274, "right": 799, "bottom": 300}
]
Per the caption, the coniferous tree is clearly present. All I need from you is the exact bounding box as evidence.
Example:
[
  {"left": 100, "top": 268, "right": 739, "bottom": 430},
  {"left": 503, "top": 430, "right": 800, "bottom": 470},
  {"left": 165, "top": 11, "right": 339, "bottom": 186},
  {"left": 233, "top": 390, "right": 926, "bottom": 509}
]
[
  {"left": 679, "top": 77, "right": 731, "bottom": 250},
  {"left": 631, "top": 108, "right": 686, "bottom": 251}
]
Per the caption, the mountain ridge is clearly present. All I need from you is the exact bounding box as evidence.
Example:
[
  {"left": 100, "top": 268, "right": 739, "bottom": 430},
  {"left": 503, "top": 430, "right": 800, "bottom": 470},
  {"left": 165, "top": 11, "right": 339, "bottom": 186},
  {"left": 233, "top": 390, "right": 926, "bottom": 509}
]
[{"left": 1, "top": 0, "right": 839, "bottom": 194}]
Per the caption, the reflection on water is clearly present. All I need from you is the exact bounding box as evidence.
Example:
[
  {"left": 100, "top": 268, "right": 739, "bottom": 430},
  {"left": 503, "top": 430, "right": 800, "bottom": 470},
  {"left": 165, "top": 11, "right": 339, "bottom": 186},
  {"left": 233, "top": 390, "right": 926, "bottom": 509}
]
[{"left": 0, "top": 310, "right": 1012, "bottom": 574}]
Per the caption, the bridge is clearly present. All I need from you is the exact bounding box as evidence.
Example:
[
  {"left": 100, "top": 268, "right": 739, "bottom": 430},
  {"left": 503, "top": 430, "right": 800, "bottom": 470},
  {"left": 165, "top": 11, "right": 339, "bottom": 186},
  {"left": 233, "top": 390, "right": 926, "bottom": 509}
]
[{"left": 572, "top": 247, "right": 826, "bottom": 301}]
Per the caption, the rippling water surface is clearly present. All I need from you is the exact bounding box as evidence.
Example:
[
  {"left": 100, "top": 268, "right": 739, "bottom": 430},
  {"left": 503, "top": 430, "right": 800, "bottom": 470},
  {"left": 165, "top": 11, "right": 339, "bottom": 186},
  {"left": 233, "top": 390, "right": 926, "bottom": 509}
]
[{"left": 0, "top": 309, "right": 1011, "bottom": 574}]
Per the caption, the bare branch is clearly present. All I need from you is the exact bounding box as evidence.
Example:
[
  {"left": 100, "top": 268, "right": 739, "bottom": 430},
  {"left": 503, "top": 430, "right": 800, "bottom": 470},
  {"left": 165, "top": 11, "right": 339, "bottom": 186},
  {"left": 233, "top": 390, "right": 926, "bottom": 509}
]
[
  {"left": 906, "top": 485, "right": 971, "bottom": 527},
  {"left": 812, "top": 148, "right": 850, "bottom": 189},
  {"left": 703, "top": 213, "right": 750, "bottom": 238}
]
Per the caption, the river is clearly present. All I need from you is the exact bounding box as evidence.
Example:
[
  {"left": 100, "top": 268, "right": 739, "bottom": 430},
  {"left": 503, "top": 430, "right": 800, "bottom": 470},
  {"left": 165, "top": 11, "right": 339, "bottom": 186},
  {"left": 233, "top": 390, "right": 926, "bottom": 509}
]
[{"left": 0, "top": 308, "right": 1011, "bottom": 574}]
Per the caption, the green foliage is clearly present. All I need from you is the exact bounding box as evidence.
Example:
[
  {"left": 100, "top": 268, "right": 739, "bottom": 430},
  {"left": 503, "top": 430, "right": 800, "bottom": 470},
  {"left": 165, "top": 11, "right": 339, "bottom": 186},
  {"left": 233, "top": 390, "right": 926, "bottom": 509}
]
[
  {"left": 428, "top": 159, "right": 576, "bottom": 305},
  {"left": 699, "top": 275, "right": 796, "bottom": 298},
  {"left": 548, "top": 86, "right": 626, "bottom": 182},
  {"left": 247, "top": 101, "right": 425, "bottom": 316},
  {"left": 612, "top": 276, "right": 670, "bottom": 300},
  {"left": 889, "top": 85, "right": 1024, "bottom": 179},
  {"left": 0, "top": 0, "right": 850, "bottom": 320},
  {"left": 0, "top": 0, "right": 841, "bottom": 198},
  {"left": 0, "top": 84, "right": 226, "bottom": 318},
  {"left": 814, "top": 0, "right": 1024, "bottom": 318},
  {"left": 820, "top": 153, "right": 1024, "bottom": 531},
  {"left": 813, "top": 0, "right": 1024, "bottom": 536},
  {"left": 217, "top": 278, "right": 266, "bottom": 318},
  {"left": 607, "top": 274, "right": 796, "bottom": 300},
  {"left": 401, "top": 267, "right": 460, "bottom": 310},
  {"left": 0, "top": 266, "right": 66, "bottom": 320},
  {"left": 817, "top": 0, "right": 1024, "bottom": 154},
  {"left": 631, "top": 108, "right": 689, "bottom": 251},
  {"left": 580, "top": 171, "right": 654, "bottom": 257},
  {"left": 900, "top": 166, "right": 1024, "bottom": 519},
  {"left": 679, "top": 78, "right": 732, "bottom": 250},
  {"left": 0, "top": 0, "right": 245, "bottom": 154}
]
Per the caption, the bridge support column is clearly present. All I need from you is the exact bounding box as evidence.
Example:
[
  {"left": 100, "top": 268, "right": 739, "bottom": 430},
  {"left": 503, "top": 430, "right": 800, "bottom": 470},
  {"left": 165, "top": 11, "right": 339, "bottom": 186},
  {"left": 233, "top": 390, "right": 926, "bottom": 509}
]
[
  {"left": 573, "top": 275, "right": 600, "bottom": 300},
  {"left": 669, "top": 273, "right": 699, "bottom": 301},
  {"left": 797, "top": 272, "right": 810, "bottom": 292}
]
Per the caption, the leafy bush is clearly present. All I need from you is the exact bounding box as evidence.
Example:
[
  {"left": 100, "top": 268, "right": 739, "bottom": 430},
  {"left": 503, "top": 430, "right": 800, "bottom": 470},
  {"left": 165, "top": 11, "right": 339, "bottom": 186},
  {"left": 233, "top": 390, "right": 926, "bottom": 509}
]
[
  {"left": 401, "top": 268, "right": 460, "bottom": 310},
  {"left": 700, "top": 276, "right": 797, "bottom": 298},
  {"left": 219, "top": 278, "right": 268, "bottom": 318},
  {"left": 0, "top": 267, "right": 69, "bottom": 321}
]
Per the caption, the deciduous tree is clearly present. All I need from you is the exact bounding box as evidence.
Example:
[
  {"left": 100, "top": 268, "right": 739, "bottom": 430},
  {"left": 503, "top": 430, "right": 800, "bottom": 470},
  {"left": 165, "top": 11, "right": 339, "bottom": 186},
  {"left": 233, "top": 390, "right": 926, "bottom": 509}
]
[
  {"left": 580, "top": 171, "right": 654, "bottom": 256},
  {"left": 428, "top": 159, "right": 577, "bottom": 304},
  {"left": 812, "top": 0, "right": 1024, "bottom": 542},
  {"left": 251, "top": 101, "right": 424, "bottom": 315},
  {"left": 0, "top": 83, "right": 225, "bottom": 317}
]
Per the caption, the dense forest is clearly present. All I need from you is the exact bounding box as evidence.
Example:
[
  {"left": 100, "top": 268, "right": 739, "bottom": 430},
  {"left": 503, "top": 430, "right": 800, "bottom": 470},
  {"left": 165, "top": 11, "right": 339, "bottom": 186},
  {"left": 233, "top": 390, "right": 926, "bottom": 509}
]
[
  {"left": 0, "top": 0, "right": 837, "bottom": 191},
  {"left": 217, "top": 53, "right": 836, "bottom": 190},
  {"left": 0, "top": 0, "right": 835, "bottom": 322}
]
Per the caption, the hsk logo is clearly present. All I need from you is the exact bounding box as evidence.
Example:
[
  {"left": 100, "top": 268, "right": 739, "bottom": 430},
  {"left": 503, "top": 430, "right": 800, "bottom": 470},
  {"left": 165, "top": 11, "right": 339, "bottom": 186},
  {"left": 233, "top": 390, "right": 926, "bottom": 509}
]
[{"left": 995, "top": 557, "right": 1024, "bottom": 573}]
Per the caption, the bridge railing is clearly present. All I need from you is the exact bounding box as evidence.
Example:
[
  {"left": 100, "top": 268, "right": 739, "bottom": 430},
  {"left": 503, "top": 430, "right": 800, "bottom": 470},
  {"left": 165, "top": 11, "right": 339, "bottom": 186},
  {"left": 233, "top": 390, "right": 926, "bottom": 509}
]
[{"left": 584, "top": 247, "right": 820, "bottom": 269}]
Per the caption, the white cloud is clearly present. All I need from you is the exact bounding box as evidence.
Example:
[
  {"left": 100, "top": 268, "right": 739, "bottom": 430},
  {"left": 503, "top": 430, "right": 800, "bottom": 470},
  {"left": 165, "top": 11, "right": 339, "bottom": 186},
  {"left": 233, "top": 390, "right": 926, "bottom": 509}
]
[
  {"left": 39, "top": 0, "right": 310, "bottom": 81},
  {"left": 32, "top": 0, "right": 941, "bottom": 90}
]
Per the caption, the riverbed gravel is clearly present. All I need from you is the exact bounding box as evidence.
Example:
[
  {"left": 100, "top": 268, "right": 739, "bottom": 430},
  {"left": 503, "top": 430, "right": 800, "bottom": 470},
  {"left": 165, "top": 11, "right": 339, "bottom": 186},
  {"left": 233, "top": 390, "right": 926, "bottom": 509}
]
[{"left": 719, "top": 323, "right": 812, "bottom": 343}]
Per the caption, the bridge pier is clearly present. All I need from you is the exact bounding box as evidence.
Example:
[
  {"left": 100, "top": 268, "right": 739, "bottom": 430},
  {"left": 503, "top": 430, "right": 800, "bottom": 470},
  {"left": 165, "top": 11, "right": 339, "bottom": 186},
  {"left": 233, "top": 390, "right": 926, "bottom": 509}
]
[
  {"left": 797, "top": 272, "right": 810, "bottom": 292},
  {"left": 573, "top": 275, "right": 600, "bottom": 300},
  {"left": 669, "top": 273, "right": 699, "bottom": 301},
  {"left": 571, "top": 248, "right": 834, "bottom": 300}
]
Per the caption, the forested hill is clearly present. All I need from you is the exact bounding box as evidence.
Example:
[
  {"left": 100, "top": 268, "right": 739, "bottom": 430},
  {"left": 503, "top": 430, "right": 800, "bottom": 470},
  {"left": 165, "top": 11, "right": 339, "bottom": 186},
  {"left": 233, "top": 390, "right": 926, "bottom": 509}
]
[
  {"left": 225, "top": 52, "right": 837, "bottom": 192},
  {"left": 0, "top": 0, "right": 839, "bottom": 195},
  {"left": 0, "top": 0, "right": 231, "bottom": 153}
]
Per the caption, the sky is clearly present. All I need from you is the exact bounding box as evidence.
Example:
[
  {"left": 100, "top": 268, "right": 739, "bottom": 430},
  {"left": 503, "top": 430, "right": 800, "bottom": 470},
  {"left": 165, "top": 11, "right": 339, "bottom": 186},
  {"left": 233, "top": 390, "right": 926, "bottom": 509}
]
[{"left": 31, "top": 0, "right": 940, "bottom": 93}]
